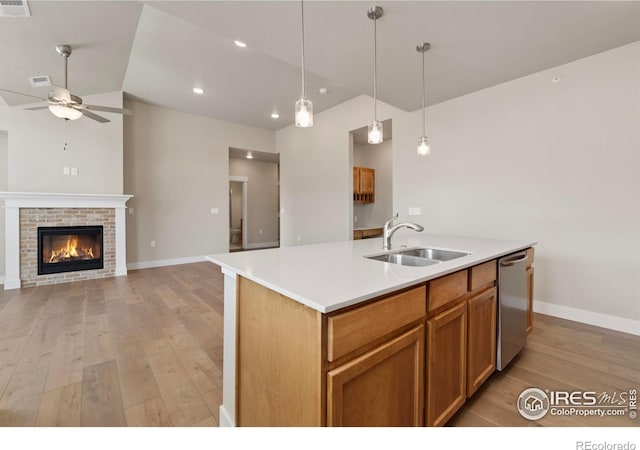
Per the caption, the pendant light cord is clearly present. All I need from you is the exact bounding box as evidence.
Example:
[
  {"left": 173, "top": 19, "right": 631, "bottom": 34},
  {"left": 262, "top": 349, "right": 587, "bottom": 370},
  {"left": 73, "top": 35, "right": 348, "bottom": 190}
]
[
  {"left": 300, "top": 0, "right": 306, "bottom": 98},
  {"left": 373, "top": 14, "right": 377, "bottom": 121},
  {"left": 421, "top": 48, "right": 425, "bottom": 136}
]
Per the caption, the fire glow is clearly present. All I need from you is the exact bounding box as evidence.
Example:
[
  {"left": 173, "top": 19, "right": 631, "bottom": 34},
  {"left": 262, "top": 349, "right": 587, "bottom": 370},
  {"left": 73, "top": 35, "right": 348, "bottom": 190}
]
[{"left": 49, "top": 236, "right": 95, "bottom": 263}]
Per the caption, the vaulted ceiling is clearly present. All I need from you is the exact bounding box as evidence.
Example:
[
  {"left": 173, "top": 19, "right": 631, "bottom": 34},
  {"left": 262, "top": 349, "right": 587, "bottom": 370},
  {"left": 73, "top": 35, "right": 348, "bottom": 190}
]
[{"left": 2, "top": 1, "right": 640, "bottom": 130}]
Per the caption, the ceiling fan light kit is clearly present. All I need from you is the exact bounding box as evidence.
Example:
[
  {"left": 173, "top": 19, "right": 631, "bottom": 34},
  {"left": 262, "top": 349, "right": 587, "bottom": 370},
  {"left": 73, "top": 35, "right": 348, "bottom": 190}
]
[{"left": 0, "top": 44, "right": 131, "bottom": 124}]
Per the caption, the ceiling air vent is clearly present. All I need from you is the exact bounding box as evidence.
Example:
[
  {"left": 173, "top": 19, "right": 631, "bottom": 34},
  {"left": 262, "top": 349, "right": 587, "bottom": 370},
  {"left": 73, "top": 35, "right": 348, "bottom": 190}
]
[
  {"left": 29, "top": 75, "right": 51, "bottom": 88},
  {"left": 0, "top": 0, "right": 30, "bottom": 17}
]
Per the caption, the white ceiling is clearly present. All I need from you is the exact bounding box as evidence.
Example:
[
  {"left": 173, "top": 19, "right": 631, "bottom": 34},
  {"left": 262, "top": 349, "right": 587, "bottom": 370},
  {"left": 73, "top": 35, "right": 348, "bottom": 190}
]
[{"left": 2, "top": 1, "right": 640, "bottom": 130}]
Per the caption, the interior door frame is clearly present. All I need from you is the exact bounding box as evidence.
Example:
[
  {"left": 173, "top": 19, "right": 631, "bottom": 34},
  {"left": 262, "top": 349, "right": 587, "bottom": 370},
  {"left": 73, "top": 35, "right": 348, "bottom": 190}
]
[{"left": 229, "top": 175, "right": 248, "bottom": 248}]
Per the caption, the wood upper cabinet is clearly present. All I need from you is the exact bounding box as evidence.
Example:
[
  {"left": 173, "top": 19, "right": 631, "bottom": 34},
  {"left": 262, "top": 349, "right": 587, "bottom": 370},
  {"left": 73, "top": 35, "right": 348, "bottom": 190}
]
[
  {"left": 526, "top": 247, "right": 535, "bottom": 334},
  {"left": 353, "top": 167, "right": 375, "bottom": 203},
  {"left": 327, "top": 325, "right": 424, "bottom": 426},
  {"left": 467, "top": 287, "right": 497, "bottom": 397},
  {"left": 426, "top": 301, "right": 467, "bottom": 427}
]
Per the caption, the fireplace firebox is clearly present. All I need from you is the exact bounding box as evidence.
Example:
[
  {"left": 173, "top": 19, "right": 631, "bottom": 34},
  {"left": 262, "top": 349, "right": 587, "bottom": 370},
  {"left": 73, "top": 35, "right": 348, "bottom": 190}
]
[{"left": 37, "top": 226, "right": 103, "bottom": 275}]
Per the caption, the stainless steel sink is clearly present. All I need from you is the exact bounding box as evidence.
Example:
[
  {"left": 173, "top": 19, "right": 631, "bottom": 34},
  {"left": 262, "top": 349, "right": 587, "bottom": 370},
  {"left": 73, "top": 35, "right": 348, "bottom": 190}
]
[
  {"left": 366, "top": 253, "right": 441, "bottom": 267},
  {"left": 395, "top": 247, "right": 470, "bottom": 261},
  {"left": 365, "top": 247, "right": 470, "bottom": 267}
]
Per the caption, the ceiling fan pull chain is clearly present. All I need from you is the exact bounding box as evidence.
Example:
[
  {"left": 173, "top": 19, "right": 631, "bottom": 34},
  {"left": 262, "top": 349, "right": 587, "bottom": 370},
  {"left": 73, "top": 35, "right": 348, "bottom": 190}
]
[{"left": 63, "top": 120, "right": 68, "bottom": 151}]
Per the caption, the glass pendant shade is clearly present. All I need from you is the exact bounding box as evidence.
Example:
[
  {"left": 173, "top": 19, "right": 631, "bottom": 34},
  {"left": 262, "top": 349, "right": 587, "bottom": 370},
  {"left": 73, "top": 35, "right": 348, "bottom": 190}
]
[
  {"left": 368, "top": 120, "right": 383, "bottom": 144},
  {"left": 295, "top": 96, "right": 313, "bottom": 127},
  {"left": 49, "top": 104, "right": 82, "bottom": 120},
  {"left": 417, "top": 136, "right": 431, "bottom": 156}
]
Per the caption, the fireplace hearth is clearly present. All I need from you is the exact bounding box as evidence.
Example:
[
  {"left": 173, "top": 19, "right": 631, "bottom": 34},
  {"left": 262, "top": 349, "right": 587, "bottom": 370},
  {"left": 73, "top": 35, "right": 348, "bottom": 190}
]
[{"left": 38, "top": 225, "right": 103, "bottom": 275}]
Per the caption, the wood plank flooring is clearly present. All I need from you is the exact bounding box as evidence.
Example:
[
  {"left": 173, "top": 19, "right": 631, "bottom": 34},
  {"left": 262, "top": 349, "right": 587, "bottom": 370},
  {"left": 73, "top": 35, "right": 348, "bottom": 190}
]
[
  {"left": 0, "top": 261, "right": 638, "bottom": 427},
  {"left": 0, "top": 262, "right": 223, "bottom": 427}
]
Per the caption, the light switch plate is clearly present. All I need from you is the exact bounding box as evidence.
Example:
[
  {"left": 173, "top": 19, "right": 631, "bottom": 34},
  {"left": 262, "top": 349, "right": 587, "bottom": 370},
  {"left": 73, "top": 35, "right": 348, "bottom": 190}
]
[
  {"left": 71, "top": 168, "right": 78, "bottom": 176},
  {"left": 408, "top": 207, "right": 422, "bottom": 216},
  {"left": 63, "top": 167, "right": 70, "bottom": 175},
  {"left": 211, "top": 208, "right": 219, "bottom": 214}
]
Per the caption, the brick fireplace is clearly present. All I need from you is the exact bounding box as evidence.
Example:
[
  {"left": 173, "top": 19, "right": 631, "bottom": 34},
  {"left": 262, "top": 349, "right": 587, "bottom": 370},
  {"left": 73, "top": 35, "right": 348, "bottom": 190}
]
[{"left": 0, "top": 192, "right": 132, "bottom": 290}]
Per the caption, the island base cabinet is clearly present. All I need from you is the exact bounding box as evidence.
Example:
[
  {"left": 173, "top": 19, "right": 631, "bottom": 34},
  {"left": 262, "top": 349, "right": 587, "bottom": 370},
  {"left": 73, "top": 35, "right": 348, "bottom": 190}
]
[
  {"left": 327, "top": 326, "right": 424, "bottom": 427},
  {"left": 467, "top": 287, "right": 497, "bottom": 397},
  {"left": 426, "top": 301, "right": 467, "bottom": 427}
]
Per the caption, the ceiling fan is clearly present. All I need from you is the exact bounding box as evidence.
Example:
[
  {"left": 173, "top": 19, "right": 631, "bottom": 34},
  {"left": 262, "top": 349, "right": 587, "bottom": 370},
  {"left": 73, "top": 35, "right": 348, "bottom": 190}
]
[{"left": 0, "top": 45, "right": 131, "bottom": 123}]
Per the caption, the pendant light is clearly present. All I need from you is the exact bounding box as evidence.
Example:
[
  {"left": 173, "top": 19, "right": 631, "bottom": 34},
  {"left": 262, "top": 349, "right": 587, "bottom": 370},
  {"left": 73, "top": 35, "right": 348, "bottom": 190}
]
[
  {"left": 294, "top": 0, "right": 313, "bottom": 127},
  {"left": 417, "top": 42, "right": 431, "bottom": 156},
  {"left": 367, "top": 6, "right": 383, "bottom": 144}
]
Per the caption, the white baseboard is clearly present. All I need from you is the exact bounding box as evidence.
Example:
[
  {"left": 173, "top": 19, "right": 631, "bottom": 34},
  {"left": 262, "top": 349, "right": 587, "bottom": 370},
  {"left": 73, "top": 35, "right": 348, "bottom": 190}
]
[
  {"left": 219, "top": 405, "right": 235, "bottom": 427},
  {"left": 242, "top": 241, "right": 279, "bottom": 250},
  {"left": 3, "top": 278, "right": 20, "bottom": 290},
  {"left": 534, "top": 300, "right": 640, "bottom": 336},
  {"left": 127, "top": 255, "right": 206, "bottom": 271}
]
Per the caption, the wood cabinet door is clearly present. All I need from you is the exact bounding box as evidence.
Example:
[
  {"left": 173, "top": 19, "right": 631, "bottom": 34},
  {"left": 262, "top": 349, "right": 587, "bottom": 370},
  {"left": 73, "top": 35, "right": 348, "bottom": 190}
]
[
  {"left": 359, "top": 168, "right": 375, "bottom": 195},
  {"left": 353, "top": 167, "right": 361, "bottom": 194},
  {"left": 467, "top": 287, "right": 497, "bottom": 397},
  {"left": 426, "top": 301, "right": 467, "bottom": 427},
  {"left": 327, "top": 326, "right": 424, "bottom": 427},
  {"left": 526, "top": 266, "right": 534, "bottom": 334}
]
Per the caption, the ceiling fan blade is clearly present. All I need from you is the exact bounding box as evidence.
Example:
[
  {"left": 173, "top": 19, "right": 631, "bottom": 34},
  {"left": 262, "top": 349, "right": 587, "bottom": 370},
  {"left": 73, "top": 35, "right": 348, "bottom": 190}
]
[
  {"left": 23, "top": 105, "right": 50, "bottom": 111},
  {"left": 0, "top": 87, "right": 48, "bottom": 101},
  {"left": 80, "top": 109, "right": 110, "bottom": 123},
  {"left": 81, "top": 104, "right": 132, "bottom": 115}
]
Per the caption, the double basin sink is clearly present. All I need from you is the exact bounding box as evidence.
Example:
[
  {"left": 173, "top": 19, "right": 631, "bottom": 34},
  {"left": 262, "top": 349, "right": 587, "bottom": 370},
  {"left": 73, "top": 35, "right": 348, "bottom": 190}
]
[{"left": 366, "top": 247, "right": 470, "bottom": 267}]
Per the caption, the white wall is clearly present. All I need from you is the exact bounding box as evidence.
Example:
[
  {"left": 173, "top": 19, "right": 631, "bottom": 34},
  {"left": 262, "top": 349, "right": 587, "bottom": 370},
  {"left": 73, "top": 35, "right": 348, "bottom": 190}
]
[
  {"left": 0, "top": 131, "right": 7, "bottom": 281},
  {"left": 394, "top": 41, "right": 640, "bottom": 324},
  {"left": 278, "top": 42, "right": 640, "bottom": 329},
  {"left": 4, "top": 91, "right": 124, "bottom": 194},
  {"left": 123, "top": 100, "right": 275, "bottom": 266},
  {"left": 353, "top": 140, "right": 393, "bottom": 229},
  {"left": 277, "top": 96, "right": 415, "bottom": 247},
  {"left": 229, "top": 158, "right": 279, "bottom": 246}
]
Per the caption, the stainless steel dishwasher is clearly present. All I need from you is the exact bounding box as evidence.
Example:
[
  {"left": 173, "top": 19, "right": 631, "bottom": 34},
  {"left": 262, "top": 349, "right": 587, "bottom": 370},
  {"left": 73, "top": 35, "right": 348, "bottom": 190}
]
[{"left": 496, "top": 251, "right": 528, "bottom": 370}]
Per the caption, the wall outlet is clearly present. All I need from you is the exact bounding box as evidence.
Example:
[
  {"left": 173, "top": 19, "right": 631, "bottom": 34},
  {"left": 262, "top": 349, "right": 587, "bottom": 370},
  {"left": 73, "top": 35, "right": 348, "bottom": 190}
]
[
  {"left": 259, "top": 229, "right": 263, "bottom": 235},
  {"left": 71, "top": 167, "right": 78, "bottom": 176},
  {"left": 297, "top": 235, "right": 301, "bottom": 242},
  {"left": 211, "top": 208, "right": 219, "bottom": 214},
  {"left": 150, "top": 240, "right": 156, "bottom": 247},
  {"left": 354, "top": 215, "right": 358, "bottom": 223},
  {"left": 63, "top": 167, "right": 70, "bottom": 175},
  {"left": 128, "top": 208, "right": 134, "bottom": 215},
  {"left": 408, "top": 207, "right": 422, "bottom": 216}
]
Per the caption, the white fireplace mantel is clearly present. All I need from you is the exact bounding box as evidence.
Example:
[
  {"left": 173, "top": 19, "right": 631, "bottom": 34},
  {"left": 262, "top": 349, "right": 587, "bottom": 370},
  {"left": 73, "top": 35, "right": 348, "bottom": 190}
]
[{"left": 0, "top": 191, "right": 133, "bottom": 290}]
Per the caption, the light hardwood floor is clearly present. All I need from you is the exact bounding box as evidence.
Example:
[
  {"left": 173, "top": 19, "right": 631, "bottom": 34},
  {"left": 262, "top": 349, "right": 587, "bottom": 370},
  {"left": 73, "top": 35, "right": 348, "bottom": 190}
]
[
  {"left": 0, "top": 262, "right": 223, "bottom": 427},
  {"left": 0, "top": 262, "right": 637, "bottom": 427}
]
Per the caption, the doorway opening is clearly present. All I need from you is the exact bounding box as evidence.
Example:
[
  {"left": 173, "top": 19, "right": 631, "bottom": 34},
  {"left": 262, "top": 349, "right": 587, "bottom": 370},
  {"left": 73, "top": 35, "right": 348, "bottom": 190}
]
[
  {"left": 349, "top": 119, "right": 393, "bottom": 240},
  {"left": 228, "top": 148, "right": 280, "bottom": 252}
]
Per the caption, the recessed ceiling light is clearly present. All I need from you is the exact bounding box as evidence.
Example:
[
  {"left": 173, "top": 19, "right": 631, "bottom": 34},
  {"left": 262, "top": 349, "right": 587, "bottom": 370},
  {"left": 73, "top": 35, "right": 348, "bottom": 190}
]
[
  {"left": 234, "top": 40, "right": 247, "bottom": 48},
  {"left": 271, "top": 113, "right": 280, "bottom": 119},
  {"left": 192, "top": 87, "right": 205, "bottom": 94},
  {"left": 318, "top": 87, "right": 328, "bottom": 94},
  {"left": 246, "top": 152, "right": 254, "bottom": 159}
]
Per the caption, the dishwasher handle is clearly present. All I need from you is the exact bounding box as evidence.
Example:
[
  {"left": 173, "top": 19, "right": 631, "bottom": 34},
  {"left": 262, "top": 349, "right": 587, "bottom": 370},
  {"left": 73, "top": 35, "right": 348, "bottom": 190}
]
[{"left": 499, "top": 254, "right": 527, "bottom": 267}]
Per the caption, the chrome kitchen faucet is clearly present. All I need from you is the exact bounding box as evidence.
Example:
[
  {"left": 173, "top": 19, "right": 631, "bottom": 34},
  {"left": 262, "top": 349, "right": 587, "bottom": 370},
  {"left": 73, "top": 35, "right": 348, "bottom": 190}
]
[{"left": 382, "top": 213, "right": 424, "bottom": 250}]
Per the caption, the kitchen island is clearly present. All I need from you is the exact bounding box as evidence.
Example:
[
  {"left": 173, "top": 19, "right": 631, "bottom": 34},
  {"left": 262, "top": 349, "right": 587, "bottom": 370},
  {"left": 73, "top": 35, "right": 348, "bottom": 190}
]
[{"left": 207, "top": 233, "right": 535, "bottom": 427}]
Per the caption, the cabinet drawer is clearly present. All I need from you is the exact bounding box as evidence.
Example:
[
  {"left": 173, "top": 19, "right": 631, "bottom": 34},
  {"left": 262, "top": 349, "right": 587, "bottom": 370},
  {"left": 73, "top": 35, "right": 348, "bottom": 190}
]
[
  {"left": 327, "top": 286, "right": 426, "bottom": 362},
  {"left": 428, "top": 270, "right": 468, "bottom": 312},
  {"left": 468, "top": 260, "right": 496, "bottom": 292}
]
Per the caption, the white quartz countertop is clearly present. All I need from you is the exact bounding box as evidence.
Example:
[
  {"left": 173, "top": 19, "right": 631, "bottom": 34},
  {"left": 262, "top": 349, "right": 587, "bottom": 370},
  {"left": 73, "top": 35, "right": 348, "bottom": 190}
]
[{"left": 206, "top": 234, "right": 535, "bottom": 314}]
